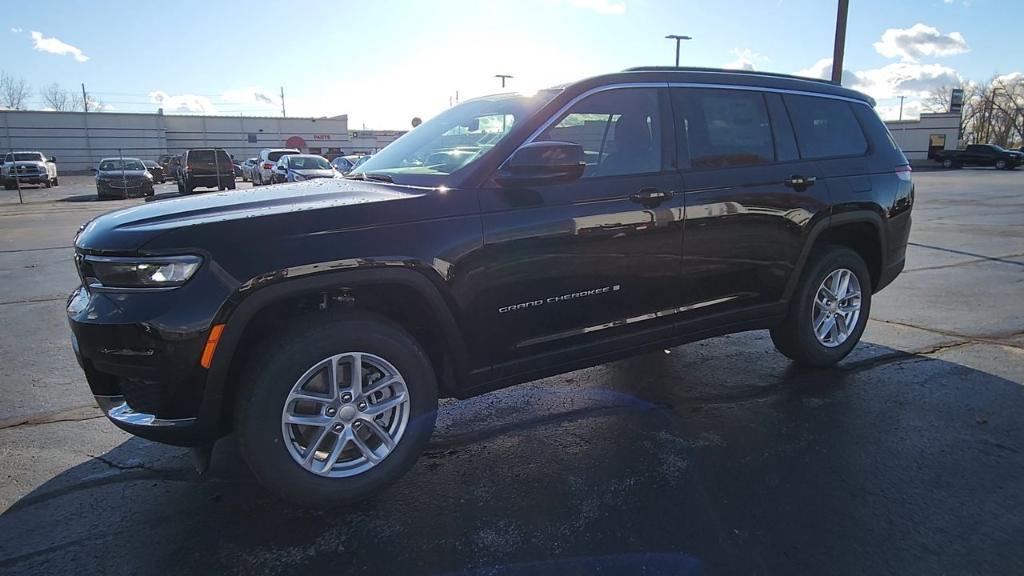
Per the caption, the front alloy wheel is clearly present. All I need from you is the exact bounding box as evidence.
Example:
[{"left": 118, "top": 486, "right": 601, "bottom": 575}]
[
  {"left": 282, "top": 352, "right": 410, "bottom": 477},
  {"left": 236, "top": 312, "right": 438, "bottom": 507}
]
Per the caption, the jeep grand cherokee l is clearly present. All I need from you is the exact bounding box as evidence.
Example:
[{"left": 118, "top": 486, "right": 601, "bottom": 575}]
[{"left": 67, "top": 67, "right": 913, "bottom": 507}]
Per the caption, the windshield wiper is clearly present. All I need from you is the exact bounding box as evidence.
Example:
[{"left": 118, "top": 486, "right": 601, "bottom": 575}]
[{"left": 362, "top": 173, "right": 394, "bottom": 183}]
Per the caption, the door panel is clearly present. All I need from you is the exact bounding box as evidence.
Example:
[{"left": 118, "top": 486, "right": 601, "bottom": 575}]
[
  {"left": 672, "top": 88, "right": 830, "bottom": 311},
  {"left": 475, "top": 87, "right": 687, "bottom": 367}
]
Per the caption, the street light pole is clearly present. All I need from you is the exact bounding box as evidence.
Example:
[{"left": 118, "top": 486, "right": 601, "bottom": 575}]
[
  {"left": 495, "top": 74, "right": 513, "bottom": 88},
  {"left": 898, "top": 95, "right": 906, "bottom": 121},
  {"left": 665, "top": 35, "right": 692, "bottom": 67}
]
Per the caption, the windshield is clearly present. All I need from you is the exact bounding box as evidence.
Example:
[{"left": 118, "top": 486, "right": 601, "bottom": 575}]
[
  {"left": 4, "top": 153, "right": 44, "bottom": 162},
  {"left": 99, "top": 159, "right": 145, "bottom": 171},
  {"left": 289, "top": 156, "right": 331, "bottom": 169},
  {"left": 353, "top": 90, "right": 560, "bottom": 181}
]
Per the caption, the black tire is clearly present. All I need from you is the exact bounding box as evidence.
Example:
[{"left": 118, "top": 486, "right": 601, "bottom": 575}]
[
  {"left": 52, "top": 177, "right": 59, "bottom": 187},
  {"left": 770, "top": 245, "right": 872, "bottom": 367},
  {"left": 227, "top": 181, "right": 236, "bottom": 190},
  {"left": 43, "top": 178, "right": 51, "bottom": 188},
  {"left": 235, "top": 312, "right": 438, "bottom": 508},
  {"left": 995, "top": 159, "right": 1007, "bottom": 170},
  {"left": 942, "top": 158, "right": 954, "bottom": 169}
]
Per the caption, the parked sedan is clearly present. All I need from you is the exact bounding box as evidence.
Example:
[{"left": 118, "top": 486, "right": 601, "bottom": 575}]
[
  {"left": 240, "top": 158, "right": 258, "bottom": 182},
  {"left": 142, "top": 160, "right": 166, "bottom": 183},
  {"left": 271, "top": 154, "right": 338, "bottom": 183},
  {"left": 330, "top": 154, "right": 372, "bottom": 175},
  {"left": 95, "top": 158, "right": 155, "bottom": 199}
]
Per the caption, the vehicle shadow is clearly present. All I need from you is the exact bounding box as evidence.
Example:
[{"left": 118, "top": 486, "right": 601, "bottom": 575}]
[{"left": 2, "top": 336, "right": 1023, "bottom": 576}]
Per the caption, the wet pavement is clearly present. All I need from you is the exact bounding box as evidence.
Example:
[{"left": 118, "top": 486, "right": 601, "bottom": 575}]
[{"left": 1, "top": 169, "right": 1022, "bottom": 575}]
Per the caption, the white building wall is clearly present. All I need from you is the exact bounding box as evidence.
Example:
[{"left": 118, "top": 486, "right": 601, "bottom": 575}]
[
  {"left": 885, "top": 112, "right": 961, "bottom": 165},
  {"left": 0, "top": 110, "right": 358, "bottom": 171}
]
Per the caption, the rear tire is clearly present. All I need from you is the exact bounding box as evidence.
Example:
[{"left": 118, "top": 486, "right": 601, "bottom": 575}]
[
  {"left": 995, "top": 159, "right": 1008, "bottom": 170},
  {"left": 770, "top": 245, "right": 872, "bottom": 367},
  {"left": 942, "top": 158, "right": 954, "bottom": 169},
  {"left": 235, "top": 312, "right": 438, "bottom": 508}
]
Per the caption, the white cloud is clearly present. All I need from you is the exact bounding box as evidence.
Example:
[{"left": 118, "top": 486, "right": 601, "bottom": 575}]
[
  {"left": 873, "top": 23, "right": 968, "bottom": 62},
  {"left": 876, "top": 99, "right": 923, "bottom": 121},
  {"left": 795, "top": 57, "right": 960, "bottom": 100},
  {"left": 562, "top": 0, "right": 626, "bottom": 14},
  {"left": 220, "top": 87, "right": 280, "bottom": 108},
  {"left": 29, "top": 30, "right": 89, "bottom": 62},
  {"left": 149, "top": 91, "right": 217, "bottom": 114},
  {"left": 723, "top": 48, "right": 768, "bottom": 71},
  {"left": 10, "top": 27, "right": 22, "bottom": 33}
]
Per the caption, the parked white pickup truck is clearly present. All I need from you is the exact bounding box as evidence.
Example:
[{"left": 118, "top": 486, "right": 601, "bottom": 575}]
[{"left": 1, "top": 151, "right": 59, "bottom": 189}]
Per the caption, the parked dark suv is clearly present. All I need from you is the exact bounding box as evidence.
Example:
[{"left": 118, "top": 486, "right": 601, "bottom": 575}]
[
  {"left": 67, "top": 68, "right": 913, "bottom": 507},
  {"left": 176, "top": 148, "right": 236, "bottom": 194}
]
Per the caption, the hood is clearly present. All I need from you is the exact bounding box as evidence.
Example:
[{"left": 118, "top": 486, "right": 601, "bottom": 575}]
[{"left": 75, "top": 178, "right": 421, "bottom": 253}]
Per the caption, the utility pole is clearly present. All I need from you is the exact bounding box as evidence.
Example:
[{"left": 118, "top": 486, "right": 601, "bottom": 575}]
[
  {"left": 831, "top": 0, "right": 850, "bottom": 84},
  {"left": 665, "top": 35, "right": 692, "bottom": 67},
  {"left": 898, "top": 95, "right": 906, "bottom": 121},
  {"left": 495, "top": 74, "right": 513, "bottom": 88},
  {"left": 81, "top": 83, "right": 89, "bottom": 113},
  {"left": 280, "top": 86, "right": 286, "bottom": 118}
]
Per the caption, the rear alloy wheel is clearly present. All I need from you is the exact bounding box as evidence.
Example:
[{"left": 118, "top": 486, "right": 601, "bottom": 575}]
[
  {"left": 236, "top": 313, "right": 438, "bottom": 507},
  {"left": 770, "top": 245, "right": 872, "bottom": 367}
]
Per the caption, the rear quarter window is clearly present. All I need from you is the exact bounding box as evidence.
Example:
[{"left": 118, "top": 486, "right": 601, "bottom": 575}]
[{"left": 784, "top": 95, "right": 868, "bottom": 159}]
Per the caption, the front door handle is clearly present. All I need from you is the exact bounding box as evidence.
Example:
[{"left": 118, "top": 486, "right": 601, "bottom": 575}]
[
  {"left": 784, "top": 175, "right": 817, "bottom": 191},
  {"left": 630, "top": 188, "right": 674, "bottom": 206}
]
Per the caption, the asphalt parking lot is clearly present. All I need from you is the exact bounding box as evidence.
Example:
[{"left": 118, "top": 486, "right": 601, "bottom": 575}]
[{"left": 0, "top": 169, "right": 1022, "bottom": 575}]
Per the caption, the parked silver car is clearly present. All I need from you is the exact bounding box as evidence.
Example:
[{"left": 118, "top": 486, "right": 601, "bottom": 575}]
[{"left": 271, "top": 154, "right": 338, "bottom": 183}]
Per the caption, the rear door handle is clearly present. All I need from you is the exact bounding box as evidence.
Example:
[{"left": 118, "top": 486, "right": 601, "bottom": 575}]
[
  {"left": 630, "top": 188, "right": 674, "bottom": 206},
  {"left": 784, "top": 175, "right": 817, "bottom": 190}
]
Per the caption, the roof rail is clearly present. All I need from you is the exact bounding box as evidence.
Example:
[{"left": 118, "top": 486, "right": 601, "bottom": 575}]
[{"left": 623, "top": 66, "right": 838, "bottom": 86}]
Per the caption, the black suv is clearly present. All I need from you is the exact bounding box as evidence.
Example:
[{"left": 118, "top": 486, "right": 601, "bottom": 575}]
[
  {"left": 68, "top": 68, "right": 913, "bottom": 506},
  {"left": 176, "top": 148, "right": 236, "bottom": 194}
]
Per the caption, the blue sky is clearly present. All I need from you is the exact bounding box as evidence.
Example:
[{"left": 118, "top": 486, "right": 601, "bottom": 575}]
[{"left": 1, "top": 0, "right": 1016, "bottom": 128}]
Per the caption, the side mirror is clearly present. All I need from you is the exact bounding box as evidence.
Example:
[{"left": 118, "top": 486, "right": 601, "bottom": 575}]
[
  {"left": 50, "top": 156, "right": 56, "bottom": 163},
  {"left": 495, "top": 141, "right": 586, "bottom": 186}
]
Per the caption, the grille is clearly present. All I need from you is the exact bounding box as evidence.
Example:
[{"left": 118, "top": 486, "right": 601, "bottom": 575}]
[
  {"left": 14, "top": 165, "right": 41, "bottom": 174},
  {"left": 108, "top": 176, "right": 147, "bottom": 188}
]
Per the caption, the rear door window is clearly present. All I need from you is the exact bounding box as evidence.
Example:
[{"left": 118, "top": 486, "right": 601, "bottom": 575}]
[
  {"left": 784, "top": 95, "right": 868, "bottom": 159},
  {"left": 672, "top": 88, "right": 775, "bottom": 169}
]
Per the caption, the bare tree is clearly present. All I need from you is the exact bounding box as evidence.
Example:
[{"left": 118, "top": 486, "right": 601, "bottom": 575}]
[
  {"left": 41, "top": 83, "right": 74, "bottom": 111},
  {"left": 0, "top": 72, "right": 33, "bottom": 109},
  {"left": 71, "top": 91, "right": 105, "bottom": 112}
]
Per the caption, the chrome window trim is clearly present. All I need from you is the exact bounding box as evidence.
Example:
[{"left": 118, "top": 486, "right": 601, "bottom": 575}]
[{"left": 523, "top": 81, "right": 871, "bottom": 148}]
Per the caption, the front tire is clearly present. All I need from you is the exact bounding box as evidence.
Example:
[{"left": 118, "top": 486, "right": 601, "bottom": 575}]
[
  {"left": 942, "top": 158, "right": 955, "bottom": 169},
  {"left": 236, "top": 313, "right": 438, "bottom": 508},
  {"left": 770, "top": 245, "right": 872, "bottom": 367},
  {"left": 995, "top": 159, "right": 1008, "bottom": 170}
]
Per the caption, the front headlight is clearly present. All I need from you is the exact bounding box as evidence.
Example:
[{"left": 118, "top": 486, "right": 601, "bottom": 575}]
[
  {"left": 293, "top": 173, "right": 306, "bottom": 181},
  {"left": 84, "top": 255, "right": 202, "bottom": 289},
  {"left": 144, "top": 172, "right": 154, "bottom": 180}
]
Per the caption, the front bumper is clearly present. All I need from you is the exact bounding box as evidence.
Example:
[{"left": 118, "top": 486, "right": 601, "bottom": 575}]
[
  {"left": 6, "top": 174, "right": 48, "bottom": 184},
  {"left": 67, "top": 269, "right": 231, "bottom": 446}
]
